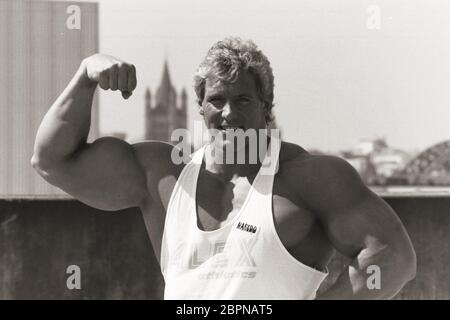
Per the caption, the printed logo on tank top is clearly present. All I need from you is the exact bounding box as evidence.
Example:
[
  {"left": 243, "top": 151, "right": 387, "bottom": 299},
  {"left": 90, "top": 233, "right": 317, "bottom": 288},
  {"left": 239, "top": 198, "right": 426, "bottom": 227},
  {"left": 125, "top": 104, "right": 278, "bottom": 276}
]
[
  {"left": 236, "top": 221, "right": 257, "bottom": 233},
  {"left": 169, "top": 236, "right": 258, "bottom": 280}
]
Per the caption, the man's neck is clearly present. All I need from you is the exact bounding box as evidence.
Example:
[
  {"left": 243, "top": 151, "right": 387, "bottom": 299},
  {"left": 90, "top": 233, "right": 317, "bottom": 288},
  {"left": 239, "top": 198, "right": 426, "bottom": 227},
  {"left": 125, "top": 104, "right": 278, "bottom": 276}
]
[{"left": 203, "top": 136, "right": 271, "bottom": 182}]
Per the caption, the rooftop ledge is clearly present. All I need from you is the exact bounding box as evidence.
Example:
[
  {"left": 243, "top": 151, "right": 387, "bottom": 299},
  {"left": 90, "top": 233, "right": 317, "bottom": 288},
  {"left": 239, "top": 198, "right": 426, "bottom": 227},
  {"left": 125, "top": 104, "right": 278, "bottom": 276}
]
[
  {"left": 370, "top": 186, "right": 450, "bottom": 198},
  {"left": 1, "top": 186, "right": 450, "bottom": 200}
]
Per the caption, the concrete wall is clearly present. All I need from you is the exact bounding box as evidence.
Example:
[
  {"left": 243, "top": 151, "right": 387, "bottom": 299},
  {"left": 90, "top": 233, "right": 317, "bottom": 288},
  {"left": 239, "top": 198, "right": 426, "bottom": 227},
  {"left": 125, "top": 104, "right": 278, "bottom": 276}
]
[
  {"left": 0, "top": 197, "right": 448, "bottom": 299},
  {"left": 0, "top": 199, "right": 163, "bottom": 299}
]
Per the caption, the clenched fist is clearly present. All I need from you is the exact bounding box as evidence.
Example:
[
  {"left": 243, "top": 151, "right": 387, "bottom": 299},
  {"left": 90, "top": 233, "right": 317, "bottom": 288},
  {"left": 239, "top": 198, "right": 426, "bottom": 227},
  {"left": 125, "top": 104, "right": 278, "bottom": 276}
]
[{"left": 82, "top": 54, "right": 137, "bottom": 99}]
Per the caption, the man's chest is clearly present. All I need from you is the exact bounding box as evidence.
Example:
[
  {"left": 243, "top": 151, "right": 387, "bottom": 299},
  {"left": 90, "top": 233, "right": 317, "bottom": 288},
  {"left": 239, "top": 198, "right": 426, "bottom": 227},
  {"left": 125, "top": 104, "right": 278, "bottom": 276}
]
[
  {"left": 182, "top": 173, "right": 317, "bottom": 247},
  {"left": 142, "top": 172, "right": 331, "bottom": 270}
]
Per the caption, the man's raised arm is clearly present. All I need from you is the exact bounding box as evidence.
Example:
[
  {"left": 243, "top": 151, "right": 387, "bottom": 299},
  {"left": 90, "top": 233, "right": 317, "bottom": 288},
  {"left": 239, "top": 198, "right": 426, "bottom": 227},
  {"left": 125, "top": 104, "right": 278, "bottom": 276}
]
[{"left": 31, "top": 54, "right": 148, "bottom": 211}]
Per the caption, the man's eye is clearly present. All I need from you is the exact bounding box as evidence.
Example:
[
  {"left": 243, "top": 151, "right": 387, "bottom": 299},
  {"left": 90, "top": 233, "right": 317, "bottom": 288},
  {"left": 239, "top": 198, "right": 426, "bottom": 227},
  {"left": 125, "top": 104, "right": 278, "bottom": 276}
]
[
  {"left": 238, "top": 98, "right": 250, "bottom": 104},
  {"left": 209, "top": 99, "right": 224, "bottom": 106}
]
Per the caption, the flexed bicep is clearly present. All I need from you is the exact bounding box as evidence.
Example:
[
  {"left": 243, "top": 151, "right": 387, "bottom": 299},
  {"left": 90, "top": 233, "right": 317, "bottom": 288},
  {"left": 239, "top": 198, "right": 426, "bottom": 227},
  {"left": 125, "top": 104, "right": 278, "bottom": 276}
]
[{"left": 39, "top": 137, "right": 149, "bottom": 211}]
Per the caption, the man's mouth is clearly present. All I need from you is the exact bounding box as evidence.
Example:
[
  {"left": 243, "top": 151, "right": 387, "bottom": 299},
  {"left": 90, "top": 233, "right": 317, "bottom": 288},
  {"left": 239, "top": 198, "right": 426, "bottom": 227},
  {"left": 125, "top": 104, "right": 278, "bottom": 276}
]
[{"left": 218, "top": 125, "right": 245, "bottom": 131}]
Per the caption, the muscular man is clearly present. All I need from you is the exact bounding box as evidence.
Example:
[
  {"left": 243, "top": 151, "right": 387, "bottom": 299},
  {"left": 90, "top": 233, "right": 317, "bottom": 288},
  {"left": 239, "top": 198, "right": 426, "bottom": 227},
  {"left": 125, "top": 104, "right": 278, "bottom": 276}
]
[{"left": 32, "top": 37, "right": 416, "bottom": 299}]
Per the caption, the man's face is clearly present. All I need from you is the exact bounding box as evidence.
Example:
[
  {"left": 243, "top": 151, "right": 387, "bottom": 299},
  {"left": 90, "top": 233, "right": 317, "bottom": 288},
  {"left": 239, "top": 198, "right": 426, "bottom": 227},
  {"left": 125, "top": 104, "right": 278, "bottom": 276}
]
[{"left": 201, "top": 70, "right": 267, "bottom": 153}]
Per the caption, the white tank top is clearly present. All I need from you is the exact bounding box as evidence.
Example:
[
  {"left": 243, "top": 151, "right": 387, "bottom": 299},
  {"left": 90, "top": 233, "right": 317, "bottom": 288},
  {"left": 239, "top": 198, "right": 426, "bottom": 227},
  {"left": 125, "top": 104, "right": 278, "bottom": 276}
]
[{"left": 160, "top": 137, "right": 328, "bottom": 299}]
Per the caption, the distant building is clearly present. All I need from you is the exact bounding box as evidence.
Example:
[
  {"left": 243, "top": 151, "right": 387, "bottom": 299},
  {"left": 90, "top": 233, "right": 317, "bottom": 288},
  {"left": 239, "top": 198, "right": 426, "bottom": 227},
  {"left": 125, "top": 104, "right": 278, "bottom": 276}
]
[
  {"left": 349, "top": 138, "right": 387, "bottom": 157},
  {"left": 341, "top": 138, "right": 409, "bottom": 185},
  {"left": 0, "top": 0, "right": 99, "bottom": 196},
  {"left": 371, "top": 149, "right": 410, "bottom": 181},
  {"left": 144, "top": 61, "right": 187, "bottom": 144}
]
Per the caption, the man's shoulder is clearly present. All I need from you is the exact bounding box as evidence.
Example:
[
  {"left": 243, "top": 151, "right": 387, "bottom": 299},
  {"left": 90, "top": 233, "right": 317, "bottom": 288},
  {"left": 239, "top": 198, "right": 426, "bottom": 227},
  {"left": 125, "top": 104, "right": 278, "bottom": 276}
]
[
  {"left": 278, "top": 142, "right": 368, "bottom": 216},
  {"left": 131, "top": 140, "right": 188, "bottom": 176},
  {"left": 279, "top": 141, "right": 364, "bottom": 196},
  {"left": 279, "top": 141, "right": 349, "bottom": 172}
]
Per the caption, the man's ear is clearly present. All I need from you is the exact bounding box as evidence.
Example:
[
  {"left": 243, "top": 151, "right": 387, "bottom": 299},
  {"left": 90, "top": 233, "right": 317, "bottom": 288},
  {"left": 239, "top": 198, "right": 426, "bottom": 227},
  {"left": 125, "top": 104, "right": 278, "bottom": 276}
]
[{"left": 198, "top": 99, "right": 205, "bottom": 115}]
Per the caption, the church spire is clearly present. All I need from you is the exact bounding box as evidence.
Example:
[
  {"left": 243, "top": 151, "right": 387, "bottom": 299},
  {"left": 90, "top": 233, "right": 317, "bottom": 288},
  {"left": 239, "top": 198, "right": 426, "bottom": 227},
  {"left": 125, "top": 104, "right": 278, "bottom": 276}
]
[{"left": 159, "top": 60, "right": 172, "bottom": 97}]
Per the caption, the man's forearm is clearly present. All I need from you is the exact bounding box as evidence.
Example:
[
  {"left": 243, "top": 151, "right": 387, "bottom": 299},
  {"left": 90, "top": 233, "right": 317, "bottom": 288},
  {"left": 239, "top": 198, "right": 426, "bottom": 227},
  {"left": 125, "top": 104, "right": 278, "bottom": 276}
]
[
  {"left": 316, "top": 246, "right": 416, "bottom": 300},
  {"left": 32, "top": 60, "right": 97, "bottom": 169},
  {"left": 316, "top": 266, "right": 398, "bottom": 300}
]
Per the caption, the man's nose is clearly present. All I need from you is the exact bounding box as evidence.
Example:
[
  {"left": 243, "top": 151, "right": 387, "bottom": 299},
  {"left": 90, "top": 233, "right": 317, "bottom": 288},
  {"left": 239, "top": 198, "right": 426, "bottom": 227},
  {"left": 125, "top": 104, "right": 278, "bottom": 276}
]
[{"left": 221, "top": 102, "right": 234, "bottom": 121}]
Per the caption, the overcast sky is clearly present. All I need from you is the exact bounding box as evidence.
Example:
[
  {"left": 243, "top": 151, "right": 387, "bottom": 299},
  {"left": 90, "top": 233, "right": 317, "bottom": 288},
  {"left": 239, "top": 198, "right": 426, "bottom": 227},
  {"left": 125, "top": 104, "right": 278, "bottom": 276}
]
[{"left": 72, "top": 0, "right": 450, "bottom": 153}]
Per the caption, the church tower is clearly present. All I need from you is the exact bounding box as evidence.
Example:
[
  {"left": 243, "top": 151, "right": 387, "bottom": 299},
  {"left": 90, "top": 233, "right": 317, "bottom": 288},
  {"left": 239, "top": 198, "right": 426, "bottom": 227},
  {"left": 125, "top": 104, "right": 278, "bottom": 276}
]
[
  {"left": 145, "top": 61, "right": 187, "bottom": 143},
  {"left": 144, "top": 87, "right": 152, "bottom": 140}
]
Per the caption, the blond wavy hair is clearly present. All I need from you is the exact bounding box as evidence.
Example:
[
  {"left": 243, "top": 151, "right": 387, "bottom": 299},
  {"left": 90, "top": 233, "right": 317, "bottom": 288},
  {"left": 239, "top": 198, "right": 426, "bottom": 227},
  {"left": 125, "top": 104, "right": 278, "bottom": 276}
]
[{"left": 194, "top": 37, "right": 275, "bottom": 123}]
